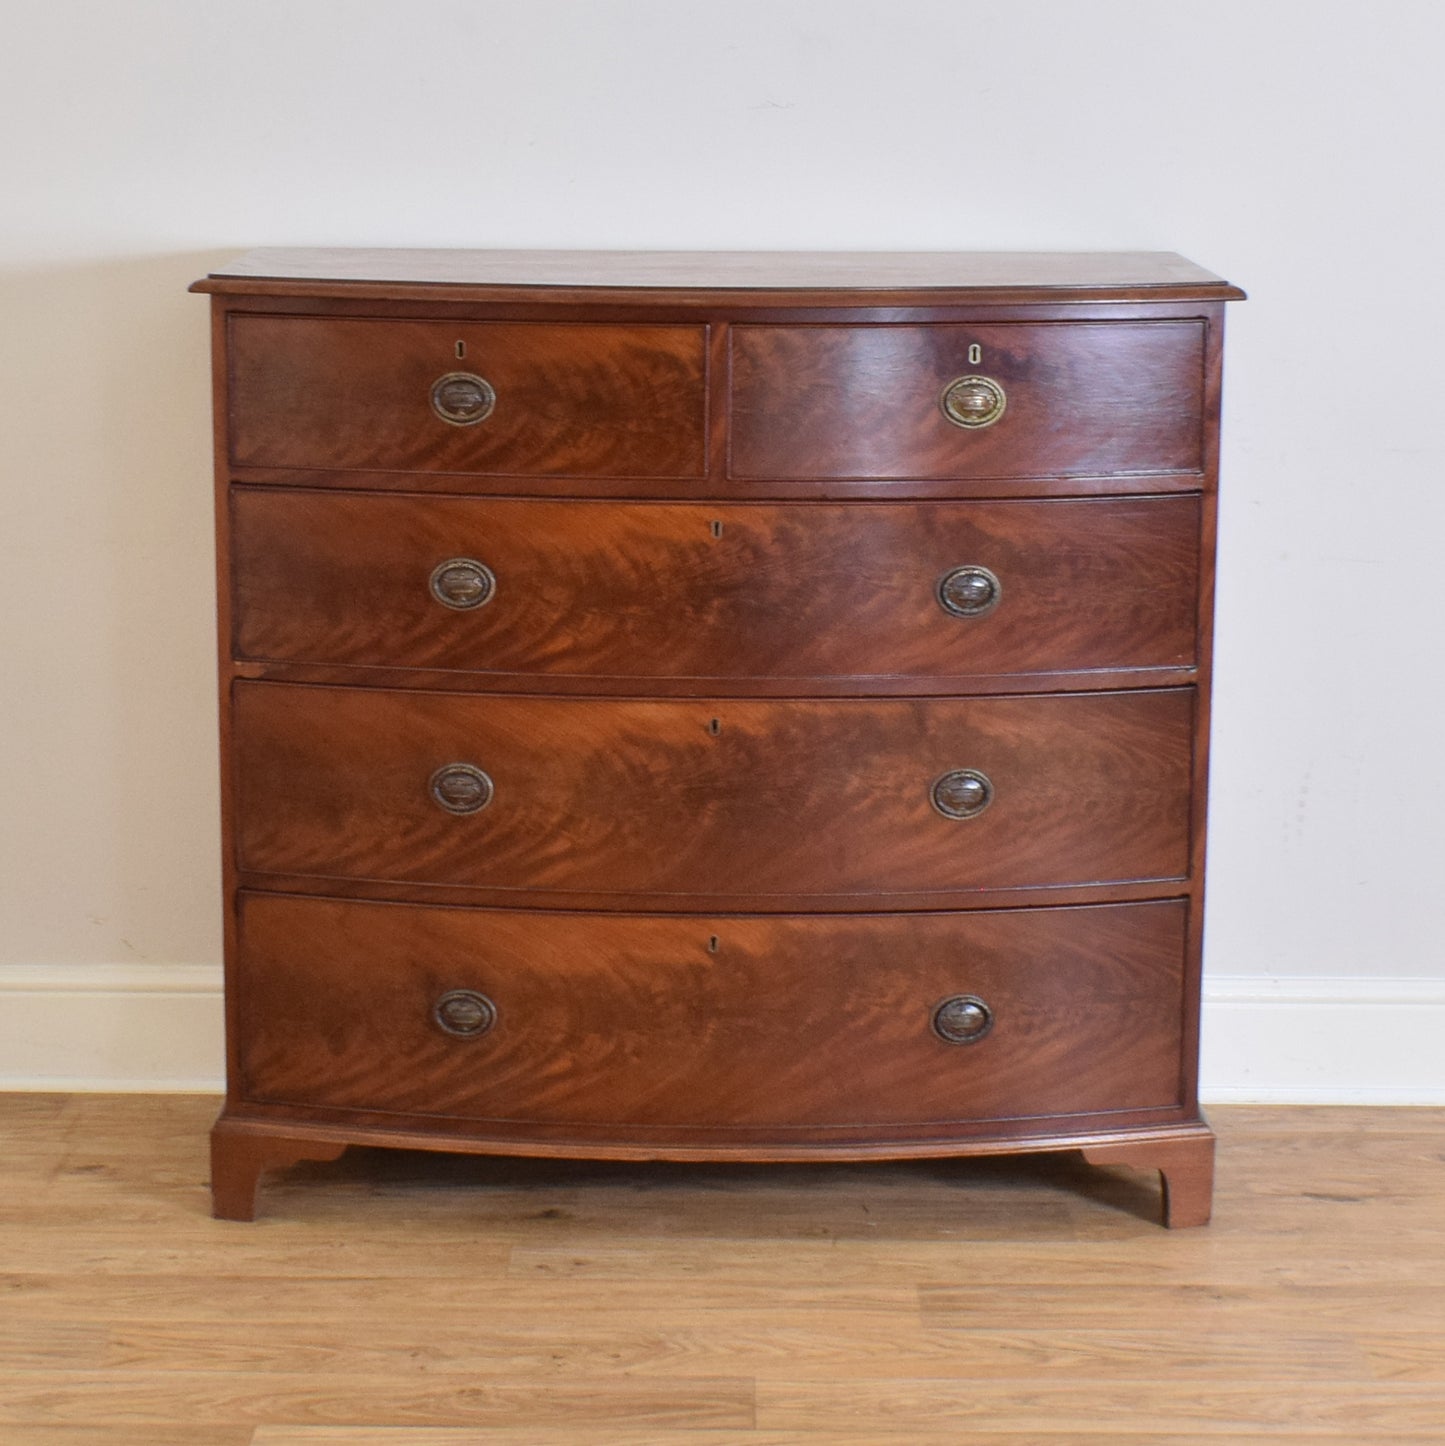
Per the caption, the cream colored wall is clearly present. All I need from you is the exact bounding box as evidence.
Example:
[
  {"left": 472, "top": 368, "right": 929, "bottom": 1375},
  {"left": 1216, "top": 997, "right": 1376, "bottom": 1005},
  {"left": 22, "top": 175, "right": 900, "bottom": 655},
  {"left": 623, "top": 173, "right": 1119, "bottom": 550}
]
[
  {"left": 0, "top": 258, "right": 218, "bottom": 966},
  {"left": 1, "top": 1, "right": 1442, "bottom": 1089}
]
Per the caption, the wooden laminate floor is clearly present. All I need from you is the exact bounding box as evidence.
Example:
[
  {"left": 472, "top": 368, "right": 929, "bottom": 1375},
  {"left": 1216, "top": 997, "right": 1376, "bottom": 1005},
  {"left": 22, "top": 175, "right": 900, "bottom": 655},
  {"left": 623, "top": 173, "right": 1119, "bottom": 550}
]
[{"left": 1, "top": 1097, "right": 1443, "bottom": 1443}]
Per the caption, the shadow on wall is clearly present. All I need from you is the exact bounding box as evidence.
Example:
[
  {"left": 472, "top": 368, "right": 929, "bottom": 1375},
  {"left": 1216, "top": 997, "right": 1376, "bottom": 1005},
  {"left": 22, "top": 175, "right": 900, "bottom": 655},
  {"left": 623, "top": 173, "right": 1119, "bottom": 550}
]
[{"left": 0, "top": 251, "right": 238, "bottom": 966}]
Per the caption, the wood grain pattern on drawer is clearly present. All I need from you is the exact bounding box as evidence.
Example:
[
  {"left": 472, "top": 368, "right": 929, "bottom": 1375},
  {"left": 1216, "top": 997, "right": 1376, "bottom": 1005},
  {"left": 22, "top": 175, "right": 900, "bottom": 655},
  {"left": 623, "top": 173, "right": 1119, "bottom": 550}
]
[
  {"left": 232, "top": 683, "right": 1193, "bottom": 900},
  {"left": 235, "top": 893, "right": 1187, "bottom": 1131},
  {"left": 231, "top": 490, "right": 1201, "bottom": 681},
  {"left": 227, "top": 316, "right": 707, "bottom": 478},
  {"left": 729, "top": 322, "right": 1205, "bottom": 480}
]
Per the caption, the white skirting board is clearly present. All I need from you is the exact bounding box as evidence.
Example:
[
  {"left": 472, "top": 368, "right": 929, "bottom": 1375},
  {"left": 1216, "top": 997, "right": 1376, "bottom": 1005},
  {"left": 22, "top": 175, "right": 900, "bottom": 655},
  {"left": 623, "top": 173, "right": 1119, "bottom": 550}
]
[
  {"left": 1, "top": 965, "right": 1443, "bottom": 1102},
  {"left": 0, "top": 963, "right": 224, "bottom": 1094},
  {"left": 1197, "top": 976, "right": 1445, "bottom": 1104}
]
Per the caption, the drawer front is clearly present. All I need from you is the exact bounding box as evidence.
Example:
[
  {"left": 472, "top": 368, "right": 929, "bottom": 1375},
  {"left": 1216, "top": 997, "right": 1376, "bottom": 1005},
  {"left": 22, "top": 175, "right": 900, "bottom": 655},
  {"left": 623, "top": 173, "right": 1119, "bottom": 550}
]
[
  {"left": 235, "top": 893, "right": 1188, "bottom": 1131},
  {"left": 232, "top": 491, "right": 1201, "bottom": 681},
  {"left": 730, "top": 322, "right": 1205, "bottom": 480},
  {"left": 227, "top": 316, "right": 708, "bottom": 478},
  {"left": 232, "top": 684, "right": 1193, "bottom": 900}
]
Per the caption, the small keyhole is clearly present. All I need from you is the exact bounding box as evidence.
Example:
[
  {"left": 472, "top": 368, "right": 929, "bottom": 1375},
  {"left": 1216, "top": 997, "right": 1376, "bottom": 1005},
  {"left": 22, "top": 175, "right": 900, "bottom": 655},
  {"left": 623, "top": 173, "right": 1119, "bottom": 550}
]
[
  {"left": 708, "top": 936, "right": 719, "bottom": 954},
  {"left": 968, "top": 343, "right": 982, "bottom": 365},
  {"left": 708, "top": 718, "right": 721, "bottom": 736},
  {"left": 455, "top": 340, "right": 466, "bottom": 359},
  {"left": 710, "top": 520, "right": 723, "bottom": 539}
]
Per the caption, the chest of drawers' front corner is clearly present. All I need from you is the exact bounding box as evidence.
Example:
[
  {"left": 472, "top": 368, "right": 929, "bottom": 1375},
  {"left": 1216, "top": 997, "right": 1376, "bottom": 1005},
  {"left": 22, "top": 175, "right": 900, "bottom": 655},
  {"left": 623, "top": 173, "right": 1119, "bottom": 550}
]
[{"left": 193, "top": 248, "right": 1242, "bottom": 1227}]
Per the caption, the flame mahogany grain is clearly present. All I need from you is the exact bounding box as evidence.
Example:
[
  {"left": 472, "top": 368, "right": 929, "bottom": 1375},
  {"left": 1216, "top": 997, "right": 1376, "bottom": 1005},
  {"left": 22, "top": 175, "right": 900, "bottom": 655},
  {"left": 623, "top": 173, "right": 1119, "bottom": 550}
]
[
  {"left": 196, "top": 249, "right": 1241, "bottom": 1225},
  {"left": 230, "top": 683, "right": 1193, "bottom": 903},
  {"left": 227, "top": 316, "right": 707, "bottom": 479},
  {"left": 230, "top": 491, "right": 1201, "bottom": 683},
  {"left": 729, "top": 321, "right": 1206, "bottom": 481},
  {"left": 234, "top": 893, "right": 1189, "bottom": 1134}
]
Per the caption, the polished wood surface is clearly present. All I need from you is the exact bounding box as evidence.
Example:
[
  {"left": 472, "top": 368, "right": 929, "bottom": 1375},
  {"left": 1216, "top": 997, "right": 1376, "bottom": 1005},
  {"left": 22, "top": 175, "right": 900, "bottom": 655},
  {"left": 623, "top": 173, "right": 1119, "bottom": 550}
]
[
  {"left": 231, "top": 491, "right": 1200, "bottom": 683},
  {"left": 228, "top": 317, "right": 707, "bottom": 478},
  {"left": 192, "top": 246, "right": 1245, "bottom": 301},
  {"left": 1082, "top": 1132, "right": 1215, "bottom": 1229},
  {"left": 200, "top": 251, "right": 1238, "bottom": 1225},
  {"left": 730, "top": 322, "right": 1204, "bottom": 480},
  {"left": 231, "top": 684, "right": 1193, "bottom": 901},
  {"left": 228, "top": 462, "right": 1213, "bottom": 503},
  {"left": 209, "top": 1131, "right": 345, "bottom": 1226},
  {"left": 3, "top": 1095, "right": 1443, "bottom": 1443},
  {"left": 233, "top": 894, "right": 1187, "bottom": 1132}
]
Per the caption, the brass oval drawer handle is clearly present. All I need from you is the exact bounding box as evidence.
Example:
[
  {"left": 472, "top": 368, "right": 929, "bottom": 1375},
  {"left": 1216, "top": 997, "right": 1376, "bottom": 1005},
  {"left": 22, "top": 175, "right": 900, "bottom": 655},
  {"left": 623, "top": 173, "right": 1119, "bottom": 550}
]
[
  {"left": 430, "top": 371, "right": 496, "bottom": 426},
  {"left": 433, "top": 989, "right": 497, "bottom": 1038},
  {"left": 429, "top": 557, "right": 496, "bottom": 611},
  {"left": 940, "top": 374, "right": 1006, "bottom": 430},
  {"left": 931, "top": 768, "right": 993, "bottom": 820},
  {"left": 937, "top": 565, "right": 1001, "bottom": 618},
  {"left": 429, "top": 763, "right": 494, "bottom": 815},
  {"left": 933, "top": 994, "right": 993, "bottom": 1044}
]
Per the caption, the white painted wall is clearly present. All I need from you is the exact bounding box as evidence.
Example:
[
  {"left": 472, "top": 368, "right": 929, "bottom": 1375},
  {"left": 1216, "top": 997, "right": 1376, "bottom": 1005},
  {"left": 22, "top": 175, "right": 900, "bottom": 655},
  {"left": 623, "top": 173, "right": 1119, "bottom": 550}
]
[{"left": 2, "top": 0, "right": 1442, "bottom": 1093}]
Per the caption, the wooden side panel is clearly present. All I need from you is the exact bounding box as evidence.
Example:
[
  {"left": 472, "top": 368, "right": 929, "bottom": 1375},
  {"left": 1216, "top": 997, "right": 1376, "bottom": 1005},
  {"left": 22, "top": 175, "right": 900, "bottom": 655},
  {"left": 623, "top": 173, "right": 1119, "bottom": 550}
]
[
  {"left": 231, "top": 491, "right": 1201, "bottom": 682},
  {"left": 729, "top": 322, "right": 1205, "bottom": 480},
  {"left": 231, "top": 684, "right": 1194, "bottom": 901},
  {"left": 227, "top": 316, "right": 708, "bottom": 478},
  {"left": 235, "top": 894, "right": 1188, "bottom": 1131}
]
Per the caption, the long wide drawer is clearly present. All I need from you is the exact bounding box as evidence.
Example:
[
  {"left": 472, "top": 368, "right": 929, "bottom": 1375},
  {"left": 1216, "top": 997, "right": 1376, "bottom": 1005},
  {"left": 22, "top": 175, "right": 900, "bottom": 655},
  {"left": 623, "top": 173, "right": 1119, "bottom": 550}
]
[
  {"left": 235, "top": 893, "right": 1188, "bottom": 1132},
  {"left": 729, "top": 321, "right": 1205, "bottom": 480},
  {"left": 227, "top": 316, "right": 708, "bottom": 478},
  {"left": 231, "top": 491, "right": 1201, "bottom": 682},
  {"left": 232, "top": 684, "right": 1194, "bottom": 900}
]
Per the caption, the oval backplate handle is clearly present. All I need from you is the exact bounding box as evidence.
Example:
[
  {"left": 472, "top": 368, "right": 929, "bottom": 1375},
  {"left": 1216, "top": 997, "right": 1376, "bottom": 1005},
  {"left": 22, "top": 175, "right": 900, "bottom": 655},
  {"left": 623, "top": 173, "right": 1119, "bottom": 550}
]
[
  {"left": 932, "top": 994, "right": 994, "bottom": 1044},
  {"left": 433, "top": 989, "right": 497, "bottom": 1038},
  {"left": 430, "top": 372, "right": 496, "bottom": 426},
  {"left": 940, "top": 375, "right": 1006, "bottom": 430},
  {"left": 931, "top": 768, "right": 994, "bottom": 820},
  {"left": 429, "top": 558, "right": 496, "bottom": 611},
  {"left": 429, "top": 763, "right": 494, "bottom": 815}
]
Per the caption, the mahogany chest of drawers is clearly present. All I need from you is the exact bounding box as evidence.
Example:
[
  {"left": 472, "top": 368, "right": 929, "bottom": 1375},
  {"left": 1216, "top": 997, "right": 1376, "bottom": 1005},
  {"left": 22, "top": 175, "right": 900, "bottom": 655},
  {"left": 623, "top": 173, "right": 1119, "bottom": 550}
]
[{"left": 192, "top": 249, "right": 1243, "bottom": 1225}]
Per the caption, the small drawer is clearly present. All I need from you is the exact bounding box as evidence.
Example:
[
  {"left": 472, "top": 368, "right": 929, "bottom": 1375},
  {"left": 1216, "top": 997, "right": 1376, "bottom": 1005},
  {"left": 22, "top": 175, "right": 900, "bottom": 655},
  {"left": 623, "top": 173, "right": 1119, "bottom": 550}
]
[
  {"left": 231, "top": 490, "right": 1201, "bottom": 682},
  {"left": 729, "top": 322, "right": 1205, "bottom": 481},
  {"left": 235, "top": 893, "right": 1188, "bottom": 1133},
  {"left": 232, "top": 683, "right": 1193, "bottom": 902},
  {"left": 227, "top": 316, "right": 708, "bottom": 479}
]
